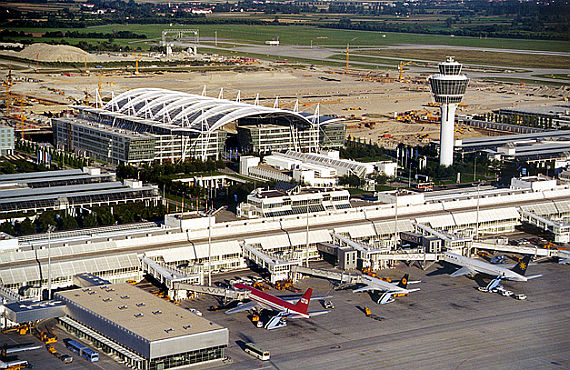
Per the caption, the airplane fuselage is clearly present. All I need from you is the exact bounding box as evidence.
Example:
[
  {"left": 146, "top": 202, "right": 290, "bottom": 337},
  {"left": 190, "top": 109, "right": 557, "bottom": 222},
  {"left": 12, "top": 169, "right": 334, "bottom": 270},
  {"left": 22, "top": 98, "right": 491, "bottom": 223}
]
[
  {"left": 360, "top": 275, "right": 410, "bottom": 294},
  {"left": 234, "top": 283, "right": 310, "bottom": 318},
  {"left": 444, "top": 252, "right": 527, "bottom": 281}
]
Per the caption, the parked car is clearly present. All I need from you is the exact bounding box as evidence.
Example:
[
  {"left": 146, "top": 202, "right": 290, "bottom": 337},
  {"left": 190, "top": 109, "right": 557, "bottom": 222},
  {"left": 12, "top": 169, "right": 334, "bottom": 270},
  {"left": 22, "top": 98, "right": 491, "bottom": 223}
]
[
  {"left": 514, "top": 294, "right": 527, "bottom": 300},
  {"left": 187, "top": 308, "right": 203, "bottom": 316}
]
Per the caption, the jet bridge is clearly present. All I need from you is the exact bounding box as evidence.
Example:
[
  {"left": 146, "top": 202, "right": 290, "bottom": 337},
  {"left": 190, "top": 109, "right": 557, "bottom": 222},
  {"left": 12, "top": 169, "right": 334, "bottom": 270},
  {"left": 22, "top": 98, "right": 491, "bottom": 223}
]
[
  {"left": 473, "top": 242, "right": 570, "bottom": 263},
  {"left": 141, "top": 257, "right": 202, "bottom": 300},
  {"left": 519, "top": 210, "right": 570, "bottom": 243},
  {"left": 291, "top": 265, "right": 362, "bottom": 285}
]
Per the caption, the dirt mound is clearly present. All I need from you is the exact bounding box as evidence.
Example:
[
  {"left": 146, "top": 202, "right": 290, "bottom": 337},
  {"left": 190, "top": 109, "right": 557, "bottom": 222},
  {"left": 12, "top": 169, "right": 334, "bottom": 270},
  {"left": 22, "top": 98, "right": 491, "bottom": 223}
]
[{"left": 17, "top": 43, "right": 99, "bottom": 63}]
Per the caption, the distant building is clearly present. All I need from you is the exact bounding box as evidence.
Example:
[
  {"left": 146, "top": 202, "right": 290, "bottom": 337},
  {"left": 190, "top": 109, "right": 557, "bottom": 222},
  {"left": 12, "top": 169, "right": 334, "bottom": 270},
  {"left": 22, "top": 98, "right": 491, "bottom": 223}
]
[
  {"left": 237, "top": 124, "right": 318, "bottom": 154},
  {"left": 55, "top": 88, "right": 336, "bottom": 163},
  {"left": 510, "top": 176, "right": 558, "bottom": 192},
  {"left": 0, "top": 125, "right": 14, "bottom": 156},
  {"left": 0, "top": 168, "right": 160, "bottom": 218},
  {"left": 237, "top": 186, "right": 351, "bottom": 218},
  {"left": 52, "top": 117, "right": 157, "bottom": 165},
  {"left": 495, "top": 104, "right": 570, "bottom": 129}
]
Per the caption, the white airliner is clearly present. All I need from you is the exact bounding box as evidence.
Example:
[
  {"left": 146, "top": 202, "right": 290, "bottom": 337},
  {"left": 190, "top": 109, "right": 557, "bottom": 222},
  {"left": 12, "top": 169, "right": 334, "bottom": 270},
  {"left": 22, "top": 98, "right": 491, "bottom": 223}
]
[
  {"left": 225, "top": 283, "right": 328, "bottom": 329},
  {"left": 443, "top": 252, "right": 542, "bottom": 290},
  {"left": 353, "top": 274, "right": 420, "bottom": 304}
]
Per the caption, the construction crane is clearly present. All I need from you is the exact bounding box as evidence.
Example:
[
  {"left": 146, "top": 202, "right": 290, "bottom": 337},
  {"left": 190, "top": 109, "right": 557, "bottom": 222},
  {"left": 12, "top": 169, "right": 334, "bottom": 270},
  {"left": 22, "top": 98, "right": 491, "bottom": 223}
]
[
  {"left": 97, "top": 74, "right": 115, "bottom": 108},
  {"left": 345, "top": 44, "right": 349, "bottom": 74},
  {"left": 83, "top": 89, "right": 93, "bottom": 106},
  {"left": 10, "top": 94, "right": 29, "bottom": 140},
  {"left": 398, "top": 61, "right": 412, "bottom": 81},
  {"left": 135, "top": 55, "right": 143, "bottom": 75}
]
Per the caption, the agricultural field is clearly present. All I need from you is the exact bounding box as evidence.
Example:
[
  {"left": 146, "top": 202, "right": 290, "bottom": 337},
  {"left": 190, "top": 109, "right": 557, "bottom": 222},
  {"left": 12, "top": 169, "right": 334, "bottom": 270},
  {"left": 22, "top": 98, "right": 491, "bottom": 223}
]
[{"left": 5, "top": 24, "right": 570, "bottom": 52}]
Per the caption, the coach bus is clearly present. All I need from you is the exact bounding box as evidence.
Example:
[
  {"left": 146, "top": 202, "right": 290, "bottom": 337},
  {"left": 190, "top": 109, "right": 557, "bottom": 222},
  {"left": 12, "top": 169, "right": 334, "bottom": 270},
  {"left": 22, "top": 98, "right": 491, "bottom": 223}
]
[
  {"left": 244, "top": 343, "right": 270, "bottom": 361},
  {"left": 65, "top": 339, "right": 99, "bottom": 362}
]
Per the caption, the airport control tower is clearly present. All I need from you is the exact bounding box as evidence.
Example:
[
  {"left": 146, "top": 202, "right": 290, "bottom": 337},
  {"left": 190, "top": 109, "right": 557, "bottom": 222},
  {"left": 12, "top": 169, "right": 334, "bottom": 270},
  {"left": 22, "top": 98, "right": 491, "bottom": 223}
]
[{"left": 428, "top": 57, "right": 469, "bottom": 167}]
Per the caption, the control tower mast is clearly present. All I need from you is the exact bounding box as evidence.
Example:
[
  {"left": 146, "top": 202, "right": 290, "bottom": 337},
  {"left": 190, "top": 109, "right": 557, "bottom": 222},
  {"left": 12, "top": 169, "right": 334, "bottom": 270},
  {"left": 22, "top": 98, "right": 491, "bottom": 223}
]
[{"left": 428, "top": 57, "right": 469, "bottom": 167}]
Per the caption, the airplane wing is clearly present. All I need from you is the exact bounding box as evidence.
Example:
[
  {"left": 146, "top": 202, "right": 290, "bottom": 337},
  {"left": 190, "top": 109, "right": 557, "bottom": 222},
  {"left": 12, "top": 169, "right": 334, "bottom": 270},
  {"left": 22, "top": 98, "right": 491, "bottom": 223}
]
[
  {"left": 281, "top": 294, "right": 333, "bottom": 303},
  {"left": 450, "top": 266, "right": 476, "bottom": 277},
  {"left": 224, "top": 301, "right": 259, "bottom": 314},
  {"left": 287, "top": 310, "right": 329, "bottom": 319},
  {"left": 353, "top": 277, "right": 394, "bottom": 293}
]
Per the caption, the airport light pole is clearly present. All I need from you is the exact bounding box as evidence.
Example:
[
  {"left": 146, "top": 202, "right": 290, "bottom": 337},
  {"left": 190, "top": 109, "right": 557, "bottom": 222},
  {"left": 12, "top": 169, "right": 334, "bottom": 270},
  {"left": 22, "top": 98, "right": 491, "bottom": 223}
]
[
  {"left": 475, "top": 183, "right": 480, "bottom": 243},
  {"left": 207, "top": 214, "right": 212, "bottom": 286},
  {"left": 47, "top": 225, "right": 55, "bottom": 300},
  {"left": 394, "top": 190, "right": 399, "bottom": 246},
  {"left": 306, "top": 201, "right": 310, "bottom": 267}
]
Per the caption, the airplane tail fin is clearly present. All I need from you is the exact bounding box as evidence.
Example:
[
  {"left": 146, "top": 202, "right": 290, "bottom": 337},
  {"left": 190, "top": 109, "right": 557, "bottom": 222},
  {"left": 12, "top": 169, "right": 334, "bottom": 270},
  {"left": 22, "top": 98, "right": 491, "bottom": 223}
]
[
  {"left": 397, "top": 274, "right": 410, "bottom": 289},
  {"left": 293, "top": 288, "right": 312, "bottom": 314},
  {"left": 511, "top": 255, "right": 531, "bottom": 276}
]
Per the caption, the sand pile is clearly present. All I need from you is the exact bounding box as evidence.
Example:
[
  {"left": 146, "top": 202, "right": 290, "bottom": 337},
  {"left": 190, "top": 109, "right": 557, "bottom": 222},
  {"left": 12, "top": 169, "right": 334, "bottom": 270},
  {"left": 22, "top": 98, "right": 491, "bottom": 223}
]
[{"left": 17, "top": 43, "right": 99, "bottom": 63}]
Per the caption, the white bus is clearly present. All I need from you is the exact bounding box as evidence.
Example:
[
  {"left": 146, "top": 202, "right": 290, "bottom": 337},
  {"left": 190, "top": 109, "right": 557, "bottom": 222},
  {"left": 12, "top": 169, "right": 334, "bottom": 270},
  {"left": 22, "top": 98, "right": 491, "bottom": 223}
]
[{"left": 244, "top": 343, "right": 270, "bottom": 361}]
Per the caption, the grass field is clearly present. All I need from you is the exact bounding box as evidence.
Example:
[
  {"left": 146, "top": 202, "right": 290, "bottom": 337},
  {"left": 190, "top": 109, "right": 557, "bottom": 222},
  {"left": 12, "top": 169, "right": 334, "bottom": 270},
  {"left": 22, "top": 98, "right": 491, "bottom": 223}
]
[
  {"left": 357, "top": 49, "right": 570, "bottom": 69},
  {"left": 6, "top": 24, "right": 570, "bottom": 52},
  {"left": 533, "top": 73, "right": 570, "bottom": 80}
]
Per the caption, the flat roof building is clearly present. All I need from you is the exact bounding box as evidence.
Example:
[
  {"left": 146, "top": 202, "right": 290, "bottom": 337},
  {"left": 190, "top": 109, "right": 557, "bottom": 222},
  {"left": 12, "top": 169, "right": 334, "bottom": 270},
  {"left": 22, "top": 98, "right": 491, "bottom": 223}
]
[
  {"left": 495, "top": 104, "right": 570, "bottom": 129},
  {"left": 0, "top": 169, "right": 160, "bottom": 218},
  {"left": 56, "top": 283, "right": 228, "bottom": 370},
  {"left": 237, "top": 186, "right": 351, "bottom": 218},
  {"left": 0, "top": 125, "right": 14, "bottom": 156}
]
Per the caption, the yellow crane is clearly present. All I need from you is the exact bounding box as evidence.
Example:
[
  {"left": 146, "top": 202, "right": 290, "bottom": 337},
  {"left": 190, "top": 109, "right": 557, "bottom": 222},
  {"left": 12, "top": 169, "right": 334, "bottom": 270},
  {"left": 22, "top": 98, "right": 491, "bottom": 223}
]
[
  {"left": 97, "top": 74, "right": 116, "bottom": 108},
  {"left": 398, "top": 61, "right": 412, "bottom": 81},
  {"left": 345, "top": 44, "right": 349, "bottom": 74},
  {"left": 135, "top": 54, "right": 143, "bottom": 75}
]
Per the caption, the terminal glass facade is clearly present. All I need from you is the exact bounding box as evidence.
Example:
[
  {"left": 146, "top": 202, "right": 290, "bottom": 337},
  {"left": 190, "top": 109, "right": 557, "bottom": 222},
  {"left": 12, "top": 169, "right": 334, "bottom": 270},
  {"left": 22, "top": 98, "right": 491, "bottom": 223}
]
[{"left": 149, "top": 345, "right": 225, "bottom": 370}]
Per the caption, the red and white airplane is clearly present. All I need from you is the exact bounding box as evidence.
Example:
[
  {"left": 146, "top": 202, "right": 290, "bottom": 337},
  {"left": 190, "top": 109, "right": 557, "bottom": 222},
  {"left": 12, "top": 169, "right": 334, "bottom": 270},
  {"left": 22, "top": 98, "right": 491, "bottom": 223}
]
[{"left": 225, "top": 283, "right": 329, "bottom": 329}]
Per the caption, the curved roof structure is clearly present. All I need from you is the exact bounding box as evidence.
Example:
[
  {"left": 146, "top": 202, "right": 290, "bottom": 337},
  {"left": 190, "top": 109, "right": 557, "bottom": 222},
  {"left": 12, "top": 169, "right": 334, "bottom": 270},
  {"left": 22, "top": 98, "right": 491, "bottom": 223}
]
[{"left": 103, "top": 88, "right": 313, "bottom": 133}]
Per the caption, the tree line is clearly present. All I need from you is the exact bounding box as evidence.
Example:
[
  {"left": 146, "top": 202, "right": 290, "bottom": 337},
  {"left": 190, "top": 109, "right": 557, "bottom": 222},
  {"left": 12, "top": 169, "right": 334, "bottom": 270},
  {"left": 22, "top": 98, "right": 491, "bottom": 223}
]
[{"left": 0, "top": 203, "right": 166, "bottom": 237}]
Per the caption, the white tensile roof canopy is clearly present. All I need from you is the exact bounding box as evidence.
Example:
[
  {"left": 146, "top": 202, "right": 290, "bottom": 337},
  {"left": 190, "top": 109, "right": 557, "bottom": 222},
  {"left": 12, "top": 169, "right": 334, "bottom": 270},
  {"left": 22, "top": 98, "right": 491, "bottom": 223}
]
[{"left": 103, "top": 88, "right": 315, "bottom": 134}]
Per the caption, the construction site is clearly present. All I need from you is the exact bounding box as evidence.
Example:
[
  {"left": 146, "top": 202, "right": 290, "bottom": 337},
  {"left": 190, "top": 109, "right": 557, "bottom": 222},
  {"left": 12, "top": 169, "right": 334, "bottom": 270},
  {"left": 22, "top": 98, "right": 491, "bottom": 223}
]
[{"left": 1, "top": 41, "right": 568, "bottom": 149}]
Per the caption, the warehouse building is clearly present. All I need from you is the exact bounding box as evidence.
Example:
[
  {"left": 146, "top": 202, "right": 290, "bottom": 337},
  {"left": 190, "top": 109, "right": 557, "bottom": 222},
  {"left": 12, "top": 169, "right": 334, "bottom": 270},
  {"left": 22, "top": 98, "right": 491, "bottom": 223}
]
[{"left": 56, "top": 283, "right": 228, "bottom": 369}]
